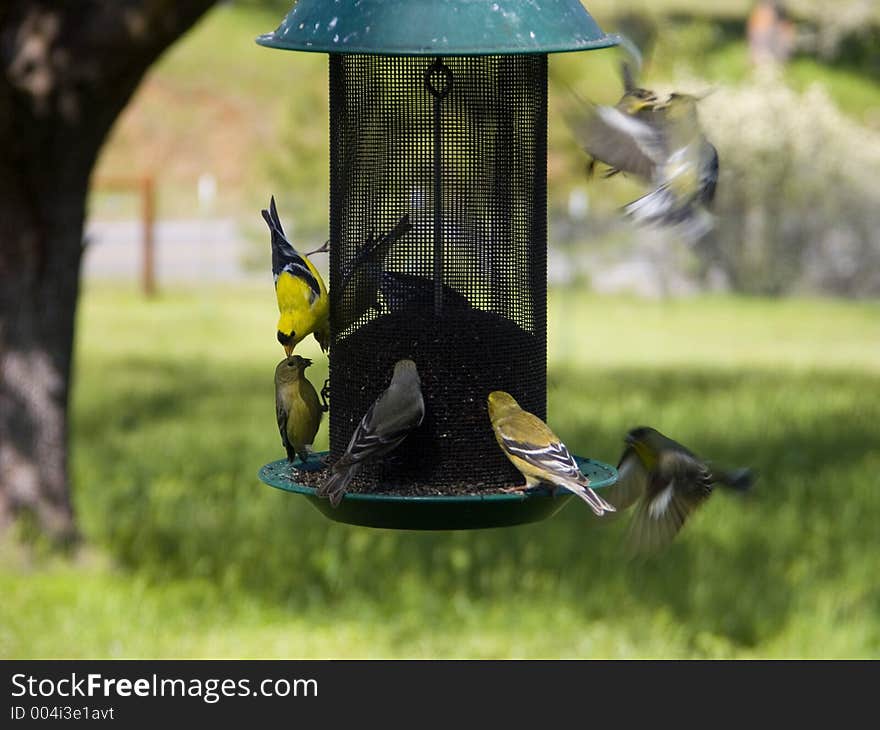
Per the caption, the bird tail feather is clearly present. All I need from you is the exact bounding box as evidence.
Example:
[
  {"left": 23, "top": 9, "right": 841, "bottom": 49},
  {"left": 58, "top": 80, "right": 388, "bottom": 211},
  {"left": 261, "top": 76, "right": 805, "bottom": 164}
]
[
  {"left": 624, "top": 186, "right": 679, "bottom": 224},
  {"left": 624, "top": 189, "right": 715, "bottom": 240},
  {"left": 563, "top": 479, "right": 616, "bottom": 517},
  {"left": 717, "top": 467, "right": 755, "bottom": 492},
  {"left": 317, "top": 464, "right": 358, "bottom": 507}
]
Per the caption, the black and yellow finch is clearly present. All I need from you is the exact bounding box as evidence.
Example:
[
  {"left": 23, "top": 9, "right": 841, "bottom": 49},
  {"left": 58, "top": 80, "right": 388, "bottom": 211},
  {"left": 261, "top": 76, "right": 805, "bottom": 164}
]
[
  {"left": 262, "top": 196, "right": 330, "bottom": 355},
  {"left": 487, "top": 391, "right": 615, "bottom": 516},
  {"left": 274, "top": 355, "right": 323, "bottom": 463},
  {"left": 567, "top": 65, "right": 718, "bottom": 239},
  {"left": 318, "top": 359, "right": 425, "bottom": 507},
  {"left": 607, "top": 426, "right": 754, "bottom": 553}
]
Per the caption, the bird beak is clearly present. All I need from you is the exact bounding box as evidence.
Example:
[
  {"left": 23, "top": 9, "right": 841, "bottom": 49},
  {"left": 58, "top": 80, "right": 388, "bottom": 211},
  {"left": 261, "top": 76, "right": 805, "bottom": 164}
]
[{"left": 283, "top": 344, "right": 294, "bottom": 358}]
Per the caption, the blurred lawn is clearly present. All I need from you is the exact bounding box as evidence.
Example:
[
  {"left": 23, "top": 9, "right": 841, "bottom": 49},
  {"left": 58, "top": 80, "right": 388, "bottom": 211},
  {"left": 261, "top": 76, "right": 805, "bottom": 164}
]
[{"left": 1, "top": 285, "right": 878, "bottom": 658}]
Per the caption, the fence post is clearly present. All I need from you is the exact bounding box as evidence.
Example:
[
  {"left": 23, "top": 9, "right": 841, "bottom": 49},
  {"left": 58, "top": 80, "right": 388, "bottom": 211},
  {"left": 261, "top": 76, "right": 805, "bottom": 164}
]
[{"left": 141, "top": 175, "right": 156, "bottom": 297}]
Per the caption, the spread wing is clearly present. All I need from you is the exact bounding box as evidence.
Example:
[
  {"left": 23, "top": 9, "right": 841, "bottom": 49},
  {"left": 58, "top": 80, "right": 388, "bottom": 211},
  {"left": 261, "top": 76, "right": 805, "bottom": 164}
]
[
  {"left": 341, "top": 214, "right": 413, "bottom": 290},
  {"left": 627, "top": 452, "right": 714, "bottom": 554},
  {"left": 603, "top": 446, "right": 649, "bottom": 512},
  {"left": 568, "top": 103, "right": 667, "bottom": 181}
]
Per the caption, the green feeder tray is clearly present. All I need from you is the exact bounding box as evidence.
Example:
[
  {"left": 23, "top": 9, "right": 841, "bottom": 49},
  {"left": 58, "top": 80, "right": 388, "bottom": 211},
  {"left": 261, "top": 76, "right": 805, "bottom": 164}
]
[{"left": 259, "top": 453, "right": 618, "bottom": 531}]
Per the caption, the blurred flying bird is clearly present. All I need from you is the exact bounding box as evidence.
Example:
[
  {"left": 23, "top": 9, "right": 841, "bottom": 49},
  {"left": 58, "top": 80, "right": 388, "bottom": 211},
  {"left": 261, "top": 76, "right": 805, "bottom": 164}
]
[
  {"left": 274, "top": 355, "right": 323, "bottom": 463},
  {"left": 566, "top": 63, "right": 719, "bottom": 239},
  {"left": 487, "top": 391, "right": 616, "bottom": 517},
  {"left": 318, "top": 359, "right": 425, "bottom": 507},
  {"left": 262, "top": 196, "right": 330, "bottom": 355},
  {"left": 606, "top": 426, "right": 754, "bottom": 553}
]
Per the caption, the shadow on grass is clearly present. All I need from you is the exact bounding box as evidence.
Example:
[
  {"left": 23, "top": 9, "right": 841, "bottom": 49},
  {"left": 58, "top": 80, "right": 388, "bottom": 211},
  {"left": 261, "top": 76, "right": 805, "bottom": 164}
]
[{"left": 71, "top": 358, "right": 879, "bottom": 651}]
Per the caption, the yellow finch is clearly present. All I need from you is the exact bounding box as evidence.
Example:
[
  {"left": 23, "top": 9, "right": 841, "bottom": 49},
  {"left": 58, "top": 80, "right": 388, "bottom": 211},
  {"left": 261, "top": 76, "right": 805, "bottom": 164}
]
[
  {"left": 567, "top": 65, "right": 718, "bottom": 239},
  {"left": 318, "top": 359, "right": 425, "bottom": 507},
  {"left": 274, "top": 355, "right": 323, "bottom": 463},
  {"left": 608, "top": 426, "right": 754, "bottom": 553},
  {"left": 262, "top": 196, "right": 330, "bottom": 355},
  {"left": 487, "top": 391, "right": 615, "bottom": 516}
]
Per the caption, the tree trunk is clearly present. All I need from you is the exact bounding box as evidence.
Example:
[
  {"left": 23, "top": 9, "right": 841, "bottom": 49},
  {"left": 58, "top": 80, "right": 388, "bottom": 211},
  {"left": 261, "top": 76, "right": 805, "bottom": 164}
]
[{"left": 0, "top": 0, "right": 216, "bottom": 542}]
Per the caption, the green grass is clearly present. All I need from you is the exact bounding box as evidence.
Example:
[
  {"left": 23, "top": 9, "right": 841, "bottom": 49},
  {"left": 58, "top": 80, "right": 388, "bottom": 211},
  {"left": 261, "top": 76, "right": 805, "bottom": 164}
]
[{"left": 2, "top": 285, "right": 879, "bottom": 658}]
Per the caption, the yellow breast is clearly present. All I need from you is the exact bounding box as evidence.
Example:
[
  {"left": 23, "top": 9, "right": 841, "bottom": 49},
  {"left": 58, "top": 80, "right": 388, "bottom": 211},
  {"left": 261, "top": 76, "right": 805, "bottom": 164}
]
[{"left": 276, "top": 270, "right": 329, "bottom": 345}]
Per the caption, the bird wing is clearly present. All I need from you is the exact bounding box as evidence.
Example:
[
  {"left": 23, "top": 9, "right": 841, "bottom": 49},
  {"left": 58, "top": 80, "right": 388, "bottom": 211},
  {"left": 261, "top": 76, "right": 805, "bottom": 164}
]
[
  {"left": 370, "top": 379, "right": 426, "bottom": 440},
  {"left": 627, "top": 452, "right": 713, "bottom": 554},
  {"left": 275, "top": 257, "right": 321, "bottom": 306},
  {"left": 603, "top": 446, "right": 648, "bottom": 511},
  {"left": 493, "top": 409, "right": 615, "bottom": 515},
  {"left": 262, "top": 197, "right": 323, "bottom": 303},
  {"left": 698, "top": 142, "right": 719, "bottom": 206},
  {"left": 568, "top": 104, "right": 666, "bottom": 181},
  {"left": 340, "top": 383, "right": 424, "bottom": 468},
  {"left": 288, "top": 377, "right": 322, "bottom": 453},
  {"left": 275, "top": 397, "right": 294, "bottom": 461},
  {"left": 500, "top": 423, "right": 583, "bottom": 484},
  {"left": 341, "top": 214, "right": 413, "bottom": 290}
]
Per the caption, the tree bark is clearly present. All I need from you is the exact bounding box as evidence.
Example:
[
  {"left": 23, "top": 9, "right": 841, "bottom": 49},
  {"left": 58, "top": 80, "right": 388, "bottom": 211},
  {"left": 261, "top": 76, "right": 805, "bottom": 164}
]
[{"left": 0, "top": 0, "right": 216, "bottom": 542}]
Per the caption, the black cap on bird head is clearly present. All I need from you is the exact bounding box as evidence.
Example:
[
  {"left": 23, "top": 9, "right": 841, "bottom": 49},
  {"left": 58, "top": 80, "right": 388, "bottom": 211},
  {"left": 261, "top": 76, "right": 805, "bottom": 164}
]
[
  {"left": 625, "top": 426, "right": 658, "bottom": 446},
  {"left": 277, "top": 330, "right": 295, "bottom": 357}
]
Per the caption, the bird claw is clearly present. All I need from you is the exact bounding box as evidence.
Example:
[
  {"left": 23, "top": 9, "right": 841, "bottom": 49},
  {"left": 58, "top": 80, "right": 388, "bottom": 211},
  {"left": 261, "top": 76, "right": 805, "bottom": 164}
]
[{"left": 306, "top": 239, "right": 330, "bottom": 256}]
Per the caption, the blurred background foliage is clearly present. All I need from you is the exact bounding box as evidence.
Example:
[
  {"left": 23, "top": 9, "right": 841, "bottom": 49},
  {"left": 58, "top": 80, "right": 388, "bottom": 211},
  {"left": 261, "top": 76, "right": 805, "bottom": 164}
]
[
  {"left": 89, "top": 0, "right": 880, "bottom": 297},
  {"left": 4, "top": 0, "right": 879, "bottom": 657}
]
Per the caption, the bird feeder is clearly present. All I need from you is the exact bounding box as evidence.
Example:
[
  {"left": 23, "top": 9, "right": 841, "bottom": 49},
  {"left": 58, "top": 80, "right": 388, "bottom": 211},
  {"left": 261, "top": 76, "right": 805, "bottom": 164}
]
[{"left": 257, "top": 0, "right": 619, "bottom": 529}]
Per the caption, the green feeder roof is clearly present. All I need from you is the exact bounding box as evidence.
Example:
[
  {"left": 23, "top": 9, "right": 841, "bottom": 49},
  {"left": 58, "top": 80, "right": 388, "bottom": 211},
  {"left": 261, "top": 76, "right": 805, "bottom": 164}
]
[{"left": 256, "top": 0, "right": 620, "bottom": 56}]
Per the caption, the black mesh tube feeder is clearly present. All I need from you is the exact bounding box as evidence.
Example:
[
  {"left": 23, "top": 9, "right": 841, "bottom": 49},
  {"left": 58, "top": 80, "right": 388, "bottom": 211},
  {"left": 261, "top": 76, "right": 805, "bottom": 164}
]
[{"left": 257, "top": 0, "right": 619, "bottom": 529}]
